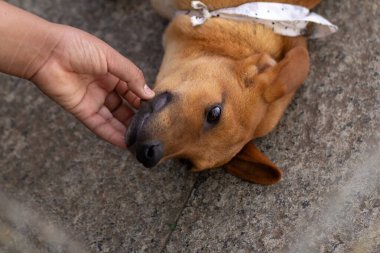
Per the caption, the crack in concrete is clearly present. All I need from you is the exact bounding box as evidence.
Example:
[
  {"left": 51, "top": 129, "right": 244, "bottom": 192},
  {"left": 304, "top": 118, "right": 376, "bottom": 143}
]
[{"left": 159, "top": 168, "right": 200, "bottom": 253}]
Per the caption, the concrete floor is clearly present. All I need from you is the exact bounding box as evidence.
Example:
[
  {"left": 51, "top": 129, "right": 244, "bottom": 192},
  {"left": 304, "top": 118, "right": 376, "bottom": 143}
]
[{"left": 0, "top": 0, "right": 379, "bottom": 252}]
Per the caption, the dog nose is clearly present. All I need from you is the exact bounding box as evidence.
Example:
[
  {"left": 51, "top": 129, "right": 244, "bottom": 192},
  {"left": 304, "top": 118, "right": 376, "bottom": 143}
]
[
  {"left": 126, "top": 92, "right": 172, "bottom": 147},
  {"left": 135, "top": 141, "right": 164, "bottom": 168},
  {"left": 149, "top": 91, "right": 172, "bottom": 112}
]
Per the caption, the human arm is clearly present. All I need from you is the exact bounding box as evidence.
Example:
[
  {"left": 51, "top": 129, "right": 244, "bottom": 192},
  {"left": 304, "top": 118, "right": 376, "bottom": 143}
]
[{"left": 0, "top": 1, "right": 155, "bottom": 148}]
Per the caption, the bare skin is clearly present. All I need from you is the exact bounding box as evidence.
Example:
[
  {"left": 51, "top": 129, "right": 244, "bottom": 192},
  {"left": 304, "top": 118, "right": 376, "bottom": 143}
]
[{"left": 0, "top": 1, "right": 155, "bottom": 148}]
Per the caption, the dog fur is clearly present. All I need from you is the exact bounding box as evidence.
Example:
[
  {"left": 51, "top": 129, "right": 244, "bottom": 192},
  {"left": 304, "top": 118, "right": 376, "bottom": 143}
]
[{"left": 127, "top": 0, "right": 321, "bottom": 184}]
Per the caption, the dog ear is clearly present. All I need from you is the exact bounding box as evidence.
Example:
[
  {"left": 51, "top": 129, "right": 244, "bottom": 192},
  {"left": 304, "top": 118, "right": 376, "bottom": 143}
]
[
  {"left": 225, "top": 142, "right": 283, "bottom": 185},
  {"left": 261, "top": 46, "right": 310, "bottom": 103},
  {"left": 238, "top": 46, "right": 309, "bottom": 100},
  {"left": 252, "top": 45, "right": 310, "bottom": 137},
  {"left": 236, "top": 53, "right": 278, "bottom": 87}
]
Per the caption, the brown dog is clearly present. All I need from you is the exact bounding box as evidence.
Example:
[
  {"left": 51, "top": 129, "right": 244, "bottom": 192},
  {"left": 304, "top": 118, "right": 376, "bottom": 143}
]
[{"left": 126, "top": 0, "right": 321, "bottom": 185}]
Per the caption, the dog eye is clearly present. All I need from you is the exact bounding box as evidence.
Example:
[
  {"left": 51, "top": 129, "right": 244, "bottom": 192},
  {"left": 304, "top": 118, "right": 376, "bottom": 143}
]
[{"left": 206, "top": 105, "right": 222, "bottom": 124}]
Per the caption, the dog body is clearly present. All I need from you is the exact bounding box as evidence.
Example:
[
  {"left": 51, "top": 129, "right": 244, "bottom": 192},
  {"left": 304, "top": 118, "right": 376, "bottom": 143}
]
[{"left": 127, "top": 0, "right": 321, "bottom": 184}]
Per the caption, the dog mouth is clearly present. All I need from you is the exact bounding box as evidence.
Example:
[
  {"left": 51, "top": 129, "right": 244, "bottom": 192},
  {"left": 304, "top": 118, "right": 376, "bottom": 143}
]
[
  {"left": 126, "top": 112, "right": 150, "bottom": 148},
  {"left": 127, "top": 92, "right": 172, "bottom": 147},
  {"left": 126, "top": 112, "right": 164, "bottom": 168},
  {"left": 126, "top": 92, "right": 174, "bottom": 168}
]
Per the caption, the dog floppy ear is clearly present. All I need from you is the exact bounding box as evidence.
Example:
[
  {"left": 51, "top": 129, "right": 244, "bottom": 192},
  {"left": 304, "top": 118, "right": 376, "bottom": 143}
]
[
  {"left": 253, "top": 45, "right": 309, "bottom": 137},
  {"left": 236, "top": 53, "right": 278, "bottom": 87},
  {"left": 237, "top": 45, "right": 309, "bottom": 97},
  {"left": 261, "top": 46, "right": 310, "bottom": 103},
  {"left": 225, "top": 142, "right": 283, "bottom": 185}
]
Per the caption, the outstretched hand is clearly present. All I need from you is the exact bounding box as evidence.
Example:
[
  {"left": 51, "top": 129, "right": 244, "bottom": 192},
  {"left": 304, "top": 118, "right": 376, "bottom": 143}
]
[{"left": 31, "top": 25, "right": 155, "bottom": 148}]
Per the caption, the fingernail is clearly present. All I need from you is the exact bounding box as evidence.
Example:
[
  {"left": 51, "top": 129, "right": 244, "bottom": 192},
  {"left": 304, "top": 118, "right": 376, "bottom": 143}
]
[{"left": 144, "top": 84, "right": 155, "bottom": 97}]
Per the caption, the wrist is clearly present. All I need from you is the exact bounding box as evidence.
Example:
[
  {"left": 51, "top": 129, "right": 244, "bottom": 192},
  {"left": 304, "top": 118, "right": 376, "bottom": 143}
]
[{"left": 0, "top": 2, "right": 64, "bottom": 79}]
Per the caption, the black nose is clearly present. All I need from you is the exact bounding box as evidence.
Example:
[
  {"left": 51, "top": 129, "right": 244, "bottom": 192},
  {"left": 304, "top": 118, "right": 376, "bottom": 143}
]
[
  {"left": 135, "top": 141, "right": 164, "bottom": 168},
  {"left": 126, "top": 92, "right": 172, "bottom": 147},
  {"left": 148, "top": 91, "right": 172, "bottom": 113}
]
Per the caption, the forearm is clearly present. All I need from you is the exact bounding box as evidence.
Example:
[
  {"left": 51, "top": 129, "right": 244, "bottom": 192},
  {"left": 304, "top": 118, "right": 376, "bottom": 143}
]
[{"left": 0, "top": 1, "right": 62, "bottom": 79}]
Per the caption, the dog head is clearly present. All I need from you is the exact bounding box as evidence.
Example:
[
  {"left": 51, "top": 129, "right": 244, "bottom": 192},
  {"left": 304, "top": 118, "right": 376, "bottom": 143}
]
[
  {"left": 126, "top": 11, "right": 309, "bottom": 184},
  {"left": 126, "top": 16, "right": 309, "bottom": 184}
]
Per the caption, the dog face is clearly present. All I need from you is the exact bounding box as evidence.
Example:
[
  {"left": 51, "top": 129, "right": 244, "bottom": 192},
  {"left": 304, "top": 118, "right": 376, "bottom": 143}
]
[
  {"left": 127, "top": 12, "right": 310, "bottom": 184},
  {"left": 127, "top": 56, "right": 254, "bottom": 169},
  {"left": 127, "top": 43, "right": 309, "bottom": 184},
  {"left": 126, "top": 0, "right": 320, "bottom": 184},
  {"left": 126, "top": 50, "right": 295, "bottom": 169}
]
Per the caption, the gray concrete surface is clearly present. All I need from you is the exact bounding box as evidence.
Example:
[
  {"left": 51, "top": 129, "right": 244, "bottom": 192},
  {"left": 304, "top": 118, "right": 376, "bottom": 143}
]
[{"left": 0, "top": 0, "right": 379, "bottom": 252}]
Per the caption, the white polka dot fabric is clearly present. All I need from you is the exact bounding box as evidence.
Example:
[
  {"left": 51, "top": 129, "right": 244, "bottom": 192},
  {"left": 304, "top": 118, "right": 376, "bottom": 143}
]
[{"left": 176, "top": 1, "right": 338, "bottom": 38}]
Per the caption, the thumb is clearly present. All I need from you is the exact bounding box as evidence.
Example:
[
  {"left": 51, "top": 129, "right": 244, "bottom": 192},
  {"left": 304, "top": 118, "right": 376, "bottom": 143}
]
[{"left": 105, "top": 46, "right": 155, "bottom": 100}]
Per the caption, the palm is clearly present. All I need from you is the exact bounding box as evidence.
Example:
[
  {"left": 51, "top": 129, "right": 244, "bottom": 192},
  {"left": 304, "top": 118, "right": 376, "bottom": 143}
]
[{"left": 32, "top": 25, "right": 150, "bottom": 148}]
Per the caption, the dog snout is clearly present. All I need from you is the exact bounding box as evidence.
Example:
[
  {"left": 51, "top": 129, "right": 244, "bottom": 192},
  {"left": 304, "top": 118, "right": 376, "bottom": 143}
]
[
  {"left": 126, "top": 91, "right": 172, "bottom": 147},
  {"left": 136, "top": 140, "right": 164, "bottom": 168},
  {"left": 148, "top": 91, "right": 172, "bottom": 113}
]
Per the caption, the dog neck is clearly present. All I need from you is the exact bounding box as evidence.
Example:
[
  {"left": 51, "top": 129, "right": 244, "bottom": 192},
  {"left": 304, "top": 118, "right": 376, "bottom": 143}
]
[
  {"left": 176, "top": 1, "right": 337, "bottom": 38},
  {"left": 162, "top": 15, "right": 287, "bottom": 62},
  {"left": 175, "top": 0, "right": 321, "bottom": 10},
  {"left": 156, "top": 1, "right": 316, "bottom": 82}
]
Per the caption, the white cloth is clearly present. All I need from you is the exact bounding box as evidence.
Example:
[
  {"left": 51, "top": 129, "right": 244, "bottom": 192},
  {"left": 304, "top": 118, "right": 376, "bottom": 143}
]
[{"left": 176, "top": 1, "right": 338, "bottom": 38}]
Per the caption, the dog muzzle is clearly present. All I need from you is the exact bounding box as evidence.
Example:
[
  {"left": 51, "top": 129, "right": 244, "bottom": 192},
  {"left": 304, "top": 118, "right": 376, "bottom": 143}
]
[{"left": 176, "top": 1, "right": 338, "bottom": 38}]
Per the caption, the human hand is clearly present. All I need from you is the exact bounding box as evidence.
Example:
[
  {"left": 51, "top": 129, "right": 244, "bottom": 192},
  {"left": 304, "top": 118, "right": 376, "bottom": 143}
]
[{"left": 31, "top": 25, "right": 155, "bottom": 148}]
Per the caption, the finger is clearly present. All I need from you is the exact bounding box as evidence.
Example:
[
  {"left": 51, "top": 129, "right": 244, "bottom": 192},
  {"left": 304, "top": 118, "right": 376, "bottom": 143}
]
[
  {"left": 104, "top": 91, "right": 122, "bottom": 112},
  {"left": 81, "top": 115, "right": 126, "bottom": 148},
  {"left": 115, "top": 81, "right": 141, "bottom": 109},
  {"left": 105, "top": 47, "right": 155, "bottom": 99},
  {"left": 125, "top": 91, "right": 141, "bottom": 109},
  {"left": 104, "top": 91, "right": 135, "bottom": 125},
  {"left": 111, "top": 103, "right": 135, "bottom": 127},
  {"left": 96, "top": 106, "right": 126, "bottom": 133},
  {"left": 94, "top": 122, "right": 127, "bottom": 148},
  {"left": 70, "top": 82, "right": 108, "bottom": 119},
  {"left": 79, "top": 106, "right": 127, "bottom": 148},
  {"left": 95, "top": 73, "right": 119, "bottom": 93}
]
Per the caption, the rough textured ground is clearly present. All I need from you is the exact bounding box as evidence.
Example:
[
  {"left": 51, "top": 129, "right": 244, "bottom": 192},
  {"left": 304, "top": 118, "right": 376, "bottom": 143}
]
[{"left": 0, "top": 0, "right": 379, "bottom": 252}]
